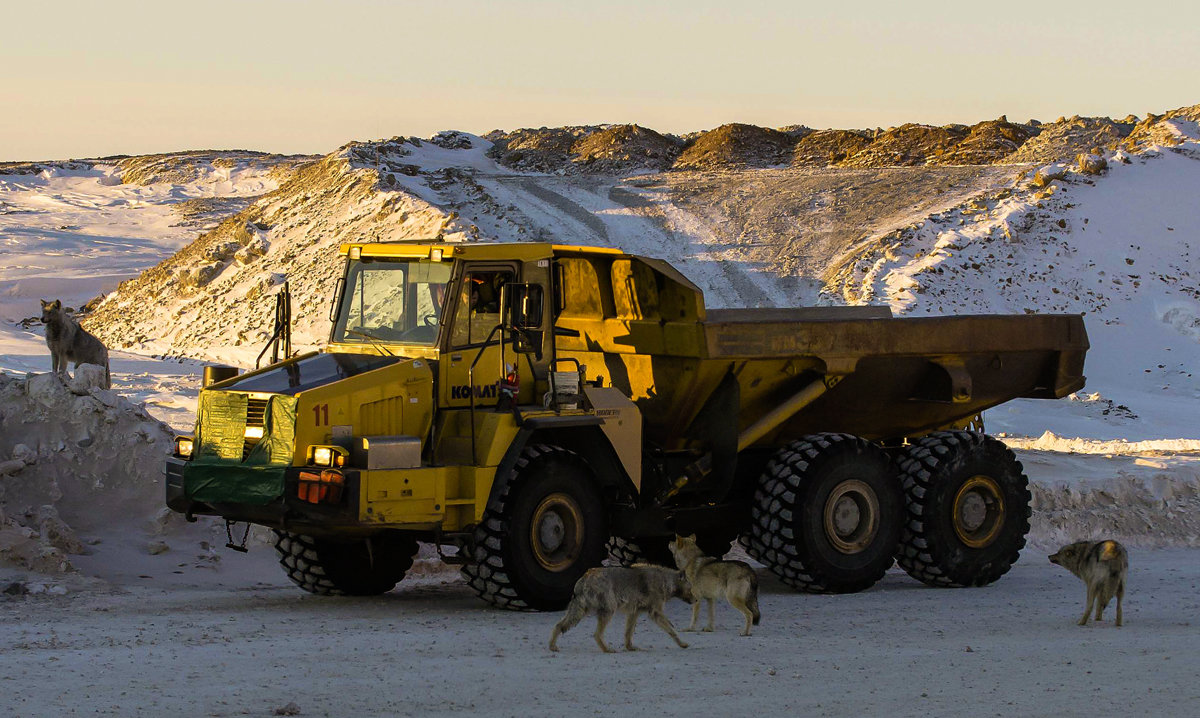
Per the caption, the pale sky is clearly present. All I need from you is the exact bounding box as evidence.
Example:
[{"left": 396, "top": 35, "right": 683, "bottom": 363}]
[{"left": 4, "top": 0, "right": 1198, "bottom": 161}]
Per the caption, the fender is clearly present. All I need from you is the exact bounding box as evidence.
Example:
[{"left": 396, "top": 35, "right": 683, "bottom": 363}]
[{"left": 483, "top": 415, "right": 637, "bottom": 513}]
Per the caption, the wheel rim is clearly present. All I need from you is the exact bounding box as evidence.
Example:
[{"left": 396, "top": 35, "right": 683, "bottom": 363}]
[
  {"left": 822, "top": 479, "right": 880, "bottom": 554},
  {"left": 952, "top": 475, "right": 1006, "bottom": 549},
  {"left": 530, "top": 492, "right": 584, "bottom": 572}
]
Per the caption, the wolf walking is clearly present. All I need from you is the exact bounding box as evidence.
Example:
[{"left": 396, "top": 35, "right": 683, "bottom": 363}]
[
  {"left": 41, "top": 299, "right": 110, "bottom": 389},
  {"left": 1049, "top": 539, "right": 1128, "bottom": 627},
  {"left": 669, "top": 534, "right": 761, "bottom": 636},
  {"left": 548, "top": 565, "right": 692, "bottom": 653}
]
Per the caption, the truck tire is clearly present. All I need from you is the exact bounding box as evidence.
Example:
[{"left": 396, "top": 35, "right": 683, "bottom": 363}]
[
  {"left": 895, "top": 431, "right": 1031, "bottom": 587},
  {"left": 273, "top": 530, "right": 418, "bottom": 596},
  {"left": 607, "top": 532, "right": 737, "bottom": 567},
  {"left": 461, "top": 444, "right": 609, "bottom": 611},
  {"left": 743, "top": 433, "right": 902, "bottom": 594}
]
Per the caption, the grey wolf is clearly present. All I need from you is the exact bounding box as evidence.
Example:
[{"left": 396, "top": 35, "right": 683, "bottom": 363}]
[
  {"left": 41, "top": 299, "right": 110, "bottom": 388},
  {"left": 1049, "top": 539, "right": 1128, "bottom": 627},
  {"left": 548, "top": 565, "right": 692, "bottom": 652},
  {"left": 669, "top": 533, "right": 761, "bottom": 636}
]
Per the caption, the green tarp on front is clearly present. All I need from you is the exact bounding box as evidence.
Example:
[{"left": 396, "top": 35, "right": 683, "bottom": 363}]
[{"left": 185, "top": 392, "right": 298, "bottom": 505}]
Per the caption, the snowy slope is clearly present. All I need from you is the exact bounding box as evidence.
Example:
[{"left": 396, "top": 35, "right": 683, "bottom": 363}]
[
  {"left": 827, "top": 108, "right": 1200, "bottom": 442},
  {"left": 0, "top": 160, "right": 282, "bottom": 321}
]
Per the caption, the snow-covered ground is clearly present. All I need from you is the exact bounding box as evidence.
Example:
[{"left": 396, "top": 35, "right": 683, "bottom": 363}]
[
  {"left": 3, "top": 547, "right": 1198, "bottom": 718},
  {"left": 1, "top": 114, "right": 1199, "bottom": 715}
]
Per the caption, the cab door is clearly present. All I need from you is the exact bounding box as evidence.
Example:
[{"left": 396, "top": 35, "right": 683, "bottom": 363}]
[{"left": 439, "top": 263, "right": 522, "bottom": 409}]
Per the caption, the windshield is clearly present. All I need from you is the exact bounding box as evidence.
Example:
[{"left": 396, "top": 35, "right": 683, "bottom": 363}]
[{"left": 332, "top": 258, "right": 452, "bottom": 345}]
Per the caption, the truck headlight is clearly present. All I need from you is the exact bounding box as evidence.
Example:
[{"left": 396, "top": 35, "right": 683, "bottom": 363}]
[
  {"left": 174, "top": 436, "right": 194, "bottom": 460},
  {"left": 307, "top": 445, "right": 347, "bottom": 468}
]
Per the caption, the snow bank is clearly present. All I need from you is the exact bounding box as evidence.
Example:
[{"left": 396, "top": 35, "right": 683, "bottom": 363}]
[
  {"left": 1028, "top": 460, "right": 1200, "bottom": 548},
  {"left": 0, "top": 370, "right": 173, "bottom": 576},
  {"left": 1005, "top": 431, "right": 1200, "bottom": 454}
]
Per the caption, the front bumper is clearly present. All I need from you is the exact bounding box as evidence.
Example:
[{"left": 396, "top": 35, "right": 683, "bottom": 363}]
[{"left": 165, "top": 456, "right": 362, "bottom": 532}]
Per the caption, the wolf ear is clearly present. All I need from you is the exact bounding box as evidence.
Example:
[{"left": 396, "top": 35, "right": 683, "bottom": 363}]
[
  {"left": 51, "top": 299, "right": 61, "bottom": 309},
  {"left": 687, "top": 534, "right": 697, "bottom": 542},
  {"left": 40, "top": 299, "right": 49, "bottom": 308}
]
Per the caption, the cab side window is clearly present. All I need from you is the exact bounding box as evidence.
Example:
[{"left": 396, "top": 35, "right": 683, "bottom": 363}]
[{"left": 451, "top": 269, "right": 514, "bottom": 346}]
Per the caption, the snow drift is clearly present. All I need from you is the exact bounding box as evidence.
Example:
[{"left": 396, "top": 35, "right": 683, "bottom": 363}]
[{"left": 0, "top": 369, "right": 173, "bottom": 575}]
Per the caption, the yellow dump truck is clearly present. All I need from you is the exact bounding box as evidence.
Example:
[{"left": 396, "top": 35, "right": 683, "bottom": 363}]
[{"left": 166, "top": 241, "right": 1087, "bottom": 610}]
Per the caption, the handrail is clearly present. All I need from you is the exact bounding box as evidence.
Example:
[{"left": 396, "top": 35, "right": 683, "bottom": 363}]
[{"left": 467, "top": 324, "right": 505, "bottom": 463}]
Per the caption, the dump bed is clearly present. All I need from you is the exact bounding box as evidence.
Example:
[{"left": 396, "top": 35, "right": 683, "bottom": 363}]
[
  {"left": 697, "top": 309, "right": 1087, "bottom": 442},
  {"left": 565, "top": 305, "right": 1088, "bottom": 447}
]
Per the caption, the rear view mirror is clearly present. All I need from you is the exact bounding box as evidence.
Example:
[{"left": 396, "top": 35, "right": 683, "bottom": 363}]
[
  {"left": 508, "top": 283, "right": 543, "bottom": 328},
  {"left": 505, "top": 283, "right": 544, "bottom": 356}
]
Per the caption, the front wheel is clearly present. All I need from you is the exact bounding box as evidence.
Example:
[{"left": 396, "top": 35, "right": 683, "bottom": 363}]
[
  {"left": 461, "top": 444, "right": 609, "bottom": 610},
  {"left": 895, "top": 431, "right": 1031, "bottom": 587},
  {"left": 273, "top": 531, "right": 418, "bottom": 596}
]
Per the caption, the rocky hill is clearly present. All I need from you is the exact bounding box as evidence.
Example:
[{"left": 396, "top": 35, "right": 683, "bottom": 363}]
[
  {"left": 672, "top": 123, "right": 795, "bottom": 170},
  {"left": 481, "top": 112, "right": 1133, "bottom": 174},
  {"left": 116, "top": 150, "right": 313, "bottom": 186},
  {"left": 791, "top": 129, "right": 874, "bottom": 166},
  {"left": 838, "top": 123, "right": 971, "bottom": 167},
  {"left": 484, "top": 126, "right": 596, "bottom": 173},
  {"left": 571, "top": 124, "right": 682, "bottom": 173},
  {"left": 1004, "top": 115, "right": 1133, "bottom": 164},
  {"left": 928, "top": 118, "right": 1040, "bottom": 165}
]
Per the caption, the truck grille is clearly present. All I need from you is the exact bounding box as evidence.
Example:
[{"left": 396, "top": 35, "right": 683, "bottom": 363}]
[{"left": 243, "top": 397, "right": 269, "bottom": 460}]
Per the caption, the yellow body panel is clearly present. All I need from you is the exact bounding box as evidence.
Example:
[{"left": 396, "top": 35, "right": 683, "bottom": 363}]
[
  {"left": 359, "top": 465, "right": 450, "bottom": 528},
  {"left": 290, "top": 358, "right": 434, "bottom": 466},
  {"left": 339, "top": 241, "right": 557, "bottom": 262},
  {"left": 354, "top": 409, "right": 525, "bottom": 529}
]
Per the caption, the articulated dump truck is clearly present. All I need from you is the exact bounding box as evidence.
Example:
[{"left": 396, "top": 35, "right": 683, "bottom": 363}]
[{"left": 166, "top": 241, "right": 1088, "bottom": 610}]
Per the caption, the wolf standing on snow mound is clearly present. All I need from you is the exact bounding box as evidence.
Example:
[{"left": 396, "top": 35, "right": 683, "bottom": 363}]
[
  {"left": 1049, "top": 539, "right": 1128, "bottom": 627},
  {"left": 41, "top": 299, "right": 110, "bottom": 389}
]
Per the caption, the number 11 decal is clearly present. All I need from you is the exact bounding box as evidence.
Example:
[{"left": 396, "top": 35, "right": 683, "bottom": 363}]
[{"left": 313, "top": 403, "right": 330, "bottom": 426}]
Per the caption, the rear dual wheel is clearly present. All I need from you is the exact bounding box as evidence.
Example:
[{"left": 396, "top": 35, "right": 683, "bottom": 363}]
[
  {"left": 743, "top": 433, "right": 902, "bottom": 593},
  {"left": 895, "top": 431, "right": 1031, "bottom": 587},
  {"left": 744, "top": 431, "right": 1030, "bottom": 594}
]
